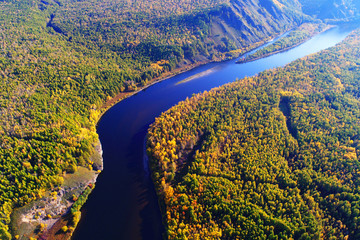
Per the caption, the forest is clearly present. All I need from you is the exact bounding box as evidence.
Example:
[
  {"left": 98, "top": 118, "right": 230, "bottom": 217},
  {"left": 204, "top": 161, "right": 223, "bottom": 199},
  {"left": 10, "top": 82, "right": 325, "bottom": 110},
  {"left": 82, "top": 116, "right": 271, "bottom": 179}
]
[
  {"left": 1, "top": 0, "right": 360, "bottom": 239},
  {"left": 0, "top": 0, "right": 310, "bottom": 238},
  {"left": 147, "top": 29, "right": 360, "bottom": 239}
]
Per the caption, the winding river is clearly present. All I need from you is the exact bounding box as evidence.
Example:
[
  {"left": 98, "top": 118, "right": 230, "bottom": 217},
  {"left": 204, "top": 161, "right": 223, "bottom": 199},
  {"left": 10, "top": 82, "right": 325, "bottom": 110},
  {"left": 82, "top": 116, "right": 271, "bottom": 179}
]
[{"left": 72, "top": 25, "right": 356, "bottom": 240}]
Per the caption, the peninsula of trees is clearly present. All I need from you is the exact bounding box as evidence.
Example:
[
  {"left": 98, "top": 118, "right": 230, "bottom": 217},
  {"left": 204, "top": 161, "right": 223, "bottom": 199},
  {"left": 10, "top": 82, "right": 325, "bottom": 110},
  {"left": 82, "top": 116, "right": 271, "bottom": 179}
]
[
  {"left": 147, "top": 29, "right": 360, "bottom": 239},
  {"left": 237, "top": 22, "right": 330, "bottom": 63}
]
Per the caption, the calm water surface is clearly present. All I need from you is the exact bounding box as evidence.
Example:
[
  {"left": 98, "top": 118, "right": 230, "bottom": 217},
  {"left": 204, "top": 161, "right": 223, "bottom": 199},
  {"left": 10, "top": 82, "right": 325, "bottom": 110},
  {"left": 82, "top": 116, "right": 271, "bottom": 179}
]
[{"left": 72, "top": 25, "right": 355, "bottom": 240}]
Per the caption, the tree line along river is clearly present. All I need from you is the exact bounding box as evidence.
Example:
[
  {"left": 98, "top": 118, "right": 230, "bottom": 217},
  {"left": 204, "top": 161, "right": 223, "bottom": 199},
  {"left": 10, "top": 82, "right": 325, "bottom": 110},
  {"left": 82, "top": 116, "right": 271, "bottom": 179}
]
[{"left": 72, "top": 25, "right": 355, "bottom": 240}]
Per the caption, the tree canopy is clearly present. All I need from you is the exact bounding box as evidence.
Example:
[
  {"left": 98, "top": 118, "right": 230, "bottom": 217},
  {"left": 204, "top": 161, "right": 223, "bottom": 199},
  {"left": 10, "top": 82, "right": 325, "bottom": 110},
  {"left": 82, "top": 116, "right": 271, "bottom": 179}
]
[{"left": 148, "top": 29, "right": 360, "bottom": 239}]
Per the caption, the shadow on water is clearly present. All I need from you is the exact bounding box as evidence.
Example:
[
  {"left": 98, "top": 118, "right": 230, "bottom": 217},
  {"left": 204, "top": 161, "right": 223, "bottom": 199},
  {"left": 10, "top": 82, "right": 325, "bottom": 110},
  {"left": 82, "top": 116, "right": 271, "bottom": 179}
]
[{"left": 72, "top": 24, "right": 356, "bottom": 240}]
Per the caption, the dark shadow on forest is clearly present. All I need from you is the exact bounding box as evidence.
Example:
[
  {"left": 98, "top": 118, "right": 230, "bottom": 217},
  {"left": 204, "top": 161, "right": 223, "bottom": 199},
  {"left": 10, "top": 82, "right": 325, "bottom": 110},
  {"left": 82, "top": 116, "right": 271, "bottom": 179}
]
[{"left": 279, "top": 96, "right": 298, "bottom": 139}]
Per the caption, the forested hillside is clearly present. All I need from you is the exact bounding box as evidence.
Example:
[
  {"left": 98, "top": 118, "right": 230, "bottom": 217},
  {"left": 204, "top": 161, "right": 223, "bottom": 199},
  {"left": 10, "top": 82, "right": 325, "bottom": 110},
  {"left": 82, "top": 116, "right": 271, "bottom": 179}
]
[
  {"left": 50, "top": 0, "right": 306, "bottom": 65},
  {"left": 147, "top": 29, "right": 360, "bottom": 239},
  {"left": 0, "top": 0, "right": 309, "bottom": 238}
]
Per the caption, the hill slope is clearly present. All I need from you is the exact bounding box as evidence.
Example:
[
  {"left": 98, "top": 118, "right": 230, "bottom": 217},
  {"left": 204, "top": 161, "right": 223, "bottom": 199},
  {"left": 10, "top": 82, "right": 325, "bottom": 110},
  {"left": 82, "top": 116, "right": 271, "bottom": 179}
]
[{"left": 50, "top": 0, "right": 306, "bottom": 63}]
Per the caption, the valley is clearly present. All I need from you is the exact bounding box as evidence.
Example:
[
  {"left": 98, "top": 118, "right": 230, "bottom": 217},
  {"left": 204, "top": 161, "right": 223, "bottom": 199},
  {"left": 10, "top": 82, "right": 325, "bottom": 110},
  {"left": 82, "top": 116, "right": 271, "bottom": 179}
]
[{"left": 0, "top": 0, "right": 360, "bottom": 239}]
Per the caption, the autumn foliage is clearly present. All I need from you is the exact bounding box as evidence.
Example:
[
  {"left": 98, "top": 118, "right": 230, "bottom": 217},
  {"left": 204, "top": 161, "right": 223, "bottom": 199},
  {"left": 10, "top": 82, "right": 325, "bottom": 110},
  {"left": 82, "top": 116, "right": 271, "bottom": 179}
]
[{"left": 148, "top": 29, "right": 360, "bottom": 239}]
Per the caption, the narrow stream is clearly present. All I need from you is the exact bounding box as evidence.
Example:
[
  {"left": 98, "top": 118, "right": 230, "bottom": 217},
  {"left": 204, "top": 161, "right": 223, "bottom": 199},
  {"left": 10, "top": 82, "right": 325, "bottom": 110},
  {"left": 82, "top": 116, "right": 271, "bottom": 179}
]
[{"left": 72, "top": 25, "right": 355, "bottom": 240}]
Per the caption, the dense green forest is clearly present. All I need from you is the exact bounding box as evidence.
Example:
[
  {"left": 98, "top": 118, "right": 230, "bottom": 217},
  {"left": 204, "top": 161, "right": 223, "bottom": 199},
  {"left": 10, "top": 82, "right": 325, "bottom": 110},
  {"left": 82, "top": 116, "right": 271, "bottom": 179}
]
[
  {"left": 147, "top": 29, "right": 360, "bottom": 239},
  {"left": 0, "top": 0, "right": 312, "bottom": 238},
  {"left": 238, "top": 23, "right": 329, "bottom": 63}
]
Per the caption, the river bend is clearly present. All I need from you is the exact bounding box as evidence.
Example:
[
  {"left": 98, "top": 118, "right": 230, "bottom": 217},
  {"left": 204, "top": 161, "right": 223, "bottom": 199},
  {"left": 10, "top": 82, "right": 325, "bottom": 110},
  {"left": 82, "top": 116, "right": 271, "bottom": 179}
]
[{"left": 72, "top": 25, "right": 355, "bottom": 240}]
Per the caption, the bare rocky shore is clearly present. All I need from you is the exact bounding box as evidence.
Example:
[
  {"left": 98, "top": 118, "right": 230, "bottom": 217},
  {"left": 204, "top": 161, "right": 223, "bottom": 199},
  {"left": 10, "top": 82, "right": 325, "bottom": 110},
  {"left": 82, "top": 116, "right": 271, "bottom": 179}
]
[{"left": 11, "top": 142, "right": 103, "bottom": 240}]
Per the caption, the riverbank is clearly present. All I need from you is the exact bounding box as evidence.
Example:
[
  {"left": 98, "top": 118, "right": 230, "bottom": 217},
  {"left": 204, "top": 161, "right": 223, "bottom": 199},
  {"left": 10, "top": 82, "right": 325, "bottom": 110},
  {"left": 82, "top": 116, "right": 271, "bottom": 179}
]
[
  {"left": 145, "top": 26, "right": 360, "bottom": 240},
  {"left": 98, "top": 31, "right": 285, "bottom": 115},
  {"left": 237, "top": 23, "right": 333, "bottom": 64},
  {"left": 70, "top": 24, "right": 356, "bottom": 240},
  {"left": 10, "top": 141, "right": 103, "bottom": 240},
  {"left": 11, "top": 27, "right": 294, "bottom": 240},
  {"left": 8, "top": 58, "right": 220, "bottom": 240},
  {"left": 99, "top": 60, "right": 211, "bottom": 113},
  {"left": 53, "top": 28, "right": 295, "bottom": 240}
]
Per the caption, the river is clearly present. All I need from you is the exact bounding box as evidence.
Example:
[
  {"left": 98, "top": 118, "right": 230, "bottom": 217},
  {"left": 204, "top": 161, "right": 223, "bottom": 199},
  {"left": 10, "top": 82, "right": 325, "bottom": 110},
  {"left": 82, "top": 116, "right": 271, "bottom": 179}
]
[{"left": 72, "top": 25, "right": 355, "bottom": 240}]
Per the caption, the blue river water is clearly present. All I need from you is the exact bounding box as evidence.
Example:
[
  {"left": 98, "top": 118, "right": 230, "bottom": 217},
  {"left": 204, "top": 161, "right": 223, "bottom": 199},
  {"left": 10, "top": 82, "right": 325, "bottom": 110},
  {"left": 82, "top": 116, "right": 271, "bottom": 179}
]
[{"left": 72, "top": 25, "right": 355, "bottom": 240}]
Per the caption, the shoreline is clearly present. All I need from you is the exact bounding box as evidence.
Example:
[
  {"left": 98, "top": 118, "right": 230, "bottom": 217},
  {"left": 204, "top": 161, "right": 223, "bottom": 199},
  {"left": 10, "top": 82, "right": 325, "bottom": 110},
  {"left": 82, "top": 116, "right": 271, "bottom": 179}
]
[
  {"left": 11, "top": 141, "right": 103, "bottom": 240},
  {"left": 57, "top": 28, "right": 290, "bottom": 239},
  {"left": 98, "top": 60, "right": 212, "bottom": 118},
  {"left": 11, "top": 61, "right": 214, "bottom": 240},
  {"left": 12, "top": 27, "right": 293, "bottom": 240},
  {"left": 237, "top": 24, "right": 334, "bottom": 64},
  {"left": 96, "top": 27, "right": 291, "bottom": 119},
  {"left": 236, "top": 41, "right": 306, "bottom": 64}
]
